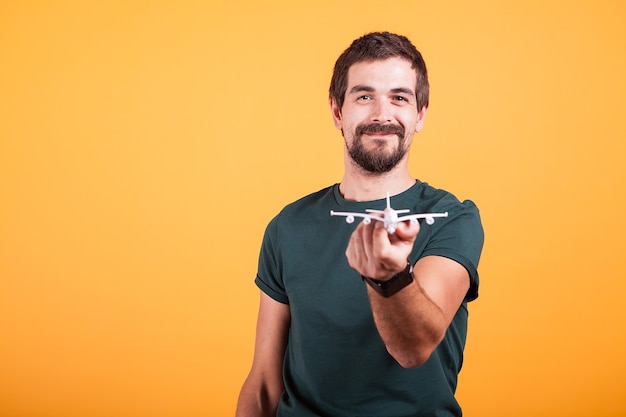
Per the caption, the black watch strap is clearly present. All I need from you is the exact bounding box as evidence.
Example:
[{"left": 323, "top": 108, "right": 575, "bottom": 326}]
[{"left": 362, "top": 260, "right": 414, "bottom": 297}]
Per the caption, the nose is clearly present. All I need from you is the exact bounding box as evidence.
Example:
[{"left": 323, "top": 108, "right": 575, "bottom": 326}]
[{"left": 371, "top": 99, "right": 392, "bottom": 123}]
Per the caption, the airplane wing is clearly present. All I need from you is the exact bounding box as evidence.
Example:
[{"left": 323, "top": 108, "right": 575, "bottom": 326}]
[
  {"left": 330, "top": 210, "right": 384, "bottom": 225},
  {"left": 397, "top": 212, "right": 449, "bottom": 225},
  {"left": 368, "top": 208, "right": 410, "bottom": 214}
]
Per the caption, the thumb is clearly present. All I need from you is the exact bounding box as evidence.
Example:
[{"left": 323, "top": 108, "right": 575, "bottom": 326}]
[{"left": 394, "top": 220, "right": 420, "bottom": 243}]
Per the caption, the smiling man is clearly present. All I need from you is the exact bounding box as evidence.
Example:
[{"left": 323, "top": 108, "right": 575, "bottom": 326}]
[
  {"left": 236, "top": 32, "right": 484, "bottom": 417},
  {"left": 335, "top": 57, "right": 424, "bottom": 176}
]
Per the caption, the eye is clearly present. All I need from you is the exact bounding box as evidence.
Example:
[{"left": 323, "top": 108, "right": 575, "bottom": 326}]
[
  {"left": 393, "top": 95, "right": 409, "bottom": 102},
  {"left": 357, "top": 95, "right": 372, "bottom": 101}
]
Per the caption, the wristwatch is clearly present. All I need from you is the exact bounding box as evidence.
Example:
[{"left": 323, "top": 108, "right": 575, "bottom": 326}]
[{"left": 361, "top": 260, "right": 414, "bottom": 297}]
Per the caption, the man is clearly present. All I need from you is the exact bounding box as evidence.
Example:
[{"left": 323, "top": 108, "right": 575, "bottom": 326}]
[{"left": 236, "top": 32, "right": 484, "bottom": 417}]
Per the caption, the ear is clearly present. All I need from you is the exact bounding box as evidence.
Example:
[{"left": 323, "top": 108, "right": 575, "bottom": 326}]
[
  {"left": 414, "top": 106, "right": 428, "bottom": 133},
  {"left": 330, "top": 98, "right": 343, "bottom": 130}
]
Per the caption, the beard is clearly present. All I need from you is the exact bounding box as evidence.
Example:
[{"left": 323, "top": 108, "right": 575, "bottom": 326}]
[{"left": 346, "top": 123, "right": 408, "bottom": 174}]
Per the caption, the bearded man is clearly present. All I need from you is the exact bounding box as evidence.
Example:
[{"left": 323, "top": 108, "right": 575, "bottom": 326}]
[{"left": 237, "top": 31, "right": 484, "bottom": 417}]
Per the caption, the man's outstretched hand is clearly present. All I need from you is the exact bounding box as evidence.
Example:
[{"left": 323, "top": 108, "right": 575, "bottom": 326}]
[{"left": 345, "top": 219, "right": 420, "bottom": 280}]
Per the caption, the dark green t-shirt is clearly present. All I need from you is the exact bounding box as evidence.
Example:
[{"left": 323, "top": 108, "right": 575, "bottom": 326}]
[{"left": 255, "top": 181, "right": 484, "bottom": 417}]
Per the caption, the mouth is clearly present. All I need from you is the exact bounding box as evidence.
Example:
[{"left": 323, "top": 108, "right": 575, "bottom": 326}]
[
  {"left": 362, "top": 132, "right": 397, "bottom": 138},
  {"left": 356, "top": 123, "right": 404, "bottom": 140}
]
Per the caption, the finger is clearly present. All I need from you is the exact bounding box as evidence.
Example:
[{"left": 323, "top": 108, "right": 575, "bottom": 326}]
[
  {"left": 372, "top": 220, "right": 391, "bottom": 254},
  {"left": 345, "top": 223, "right": 361, "bottom": 268},
  {"left": 346, "top": 220, "right": 370, "bottom": 270},
  {"left": 394, "top": 220, "right": 420, "bottom": 243},
  {"left": 363, "top": 219, "right": 380, "bottom": 255},
  {"left": 371, "top": 220, "right": 407, "bottom": 275}
]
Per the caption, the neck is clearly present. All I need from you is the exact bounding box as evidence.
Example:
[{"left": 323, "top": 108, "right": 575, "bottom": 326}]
[{"left": 339, "top": 158, "right": 416, "bottom": 202}]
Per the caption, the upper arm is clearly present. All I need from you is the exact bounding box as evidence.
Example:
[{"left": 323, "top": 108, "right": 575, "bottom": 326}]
[
  {"left": 246, "top": 292, "right": 290, "bottom": 396},
  {"left": 251, "top": 292, "right": 290, "bottom": 371},
  {"left": 414, "top": 255, "right": 470, "bottom": 325}
]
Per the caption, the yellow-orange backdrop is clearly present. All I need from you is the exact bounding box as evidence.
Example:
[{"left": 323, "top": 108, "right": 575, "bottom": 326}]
[{"left": 1, "top": 1, "right": 625, "bottom": 416}]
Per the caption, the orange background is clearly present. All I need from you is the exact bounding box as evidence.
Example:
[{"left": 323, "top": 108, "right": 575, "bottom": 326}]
[{"left": 1, "top": 1, "right": 625, "bottom": 416}]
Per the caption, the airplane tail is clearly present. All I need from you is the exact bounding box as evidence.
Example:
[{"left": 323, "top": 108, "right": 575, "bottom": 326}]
[{"left": 387, "top": 192, "right": 410, "bottom": 214}]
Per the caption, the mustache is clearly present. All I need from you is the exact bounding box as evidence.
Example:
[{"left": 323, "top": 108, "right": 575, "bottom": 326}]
[{"left": 355, "top": 123, "right": 405, "bottom": 138}]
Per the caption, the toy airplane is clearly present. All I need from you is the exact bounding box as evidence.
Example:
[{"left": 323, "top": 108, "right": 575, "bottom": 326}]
[{"left": 330, "top": 193, "right": 448, "bottom": 234}]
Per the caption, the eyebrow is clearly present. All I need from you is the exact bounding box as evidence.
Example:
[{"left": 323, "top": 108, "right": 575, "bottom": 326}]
[
  {"left": 390, "top": 87, "right": 416, "bottom": 96},
  {"left": 348, "top": 85, "right": 415, "bottom": 96},
  {"left": 348, "top": 85, "right": 375, "bottom": 95}
]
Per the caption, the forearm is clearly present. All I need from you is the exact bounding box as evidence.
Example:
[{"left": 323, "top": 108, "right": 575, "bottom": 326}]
[
  {"left": 236, "top": 376, "right": 282, "bottom": 417},
  {"left": 237, "top": 292, "right": 289, "bottom": 417},
  {"left": 345, "top": 220, "right": 469, "bottom": 368},
  {"left": 367, "top": 279, "right": 447, "bottom": 368}
]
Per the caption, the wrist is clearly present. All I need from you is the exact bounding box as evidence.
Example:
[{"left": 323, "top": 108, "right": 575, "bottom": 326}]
[{"left": 362, "top": 260, "right": 414, "bottom": 297}]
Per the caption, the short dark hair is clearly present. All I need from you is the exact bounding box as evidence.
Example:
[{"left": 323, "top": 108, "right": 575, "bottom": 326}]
[{"left": 329, "top": 32, "right": 429, "bottom": 111}]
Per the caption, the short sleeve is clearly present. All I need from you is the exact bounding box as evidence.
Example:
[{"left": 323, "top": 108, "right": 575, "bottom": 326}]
[
  {"left": 420, "top": 200, "right": 484, "bottom": 302},
  {"left": 254, "top": 215, "right": 289, "bottom": 304}
]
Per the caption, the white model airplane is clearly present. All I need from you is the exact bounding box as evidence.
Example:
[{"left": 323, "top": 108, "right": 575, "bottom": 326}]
[{"left": 330, "top": 193, "right": 448, "bottom": 234}]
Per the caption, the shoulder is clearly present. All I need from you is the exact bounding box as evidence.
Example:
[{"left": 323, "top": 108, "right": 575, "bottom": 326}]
[
  {"left": 412, "top": 180, "right": 456, "bottom": 205},
  {"left": 273, "top": 185, "right": 336, "bottom": 222},
  {"left": 411, "top": 180, "right": 480, "bottom": 215},
  {"left": 412, "top": 180, "right": 483, "bottom": 239},
  {"left": 262, "top": 185, "right": 336, "bottom": 238}
]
